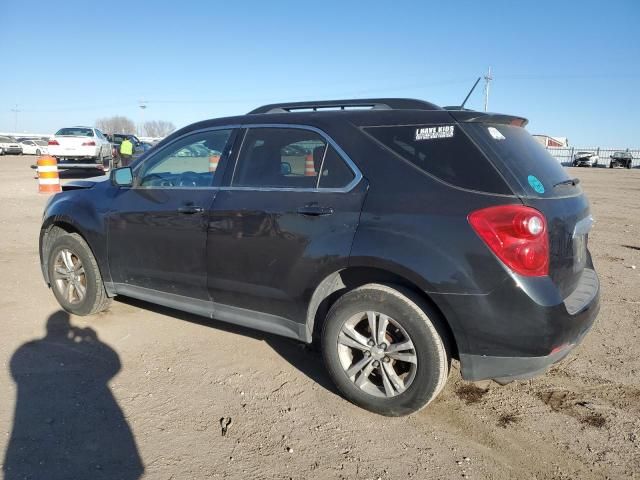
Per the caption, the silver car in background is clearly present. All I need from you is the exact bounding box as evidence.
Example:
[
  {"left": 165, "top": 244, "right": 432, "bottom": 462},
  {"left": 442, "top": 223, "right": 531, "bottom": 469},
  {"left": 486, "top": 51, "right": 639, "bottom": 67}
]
[{"left": 572, "top": 151, "right": 599, "bottom": 167}]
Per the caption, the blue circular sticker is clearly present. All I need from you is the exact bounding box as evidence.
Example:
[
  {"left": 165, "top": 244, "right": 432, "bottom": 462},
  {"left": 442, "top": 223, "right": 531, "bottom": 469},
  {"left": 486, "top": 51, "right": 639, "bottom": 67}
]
[{"left": 527, "top": 175, "right": 545, "bottom": 194}]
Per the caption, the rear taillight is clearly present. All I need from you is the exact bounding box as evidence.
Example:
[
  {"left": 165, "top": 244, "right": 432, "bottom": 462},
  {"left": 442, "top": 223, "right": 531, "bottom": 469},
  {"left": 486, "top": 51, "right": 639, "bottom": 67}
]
[
  {"left": 48, "top": 139, "right": 59, "bottom": 146},
  {"left": 82, "top": 141, "right": 96, "bottom": 146},
  {"left": 468, "top": 205, "right": 549, "bottom": 276}
]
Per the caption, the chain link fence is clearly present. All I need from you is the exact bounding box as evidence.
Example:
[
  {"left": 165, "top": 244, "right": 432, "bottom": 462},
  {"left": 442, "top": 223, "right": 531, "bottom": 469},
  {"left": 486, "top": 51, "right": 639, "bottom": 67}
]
[{"left": 546, "top": 147, "right": 640, "bottom": 168}]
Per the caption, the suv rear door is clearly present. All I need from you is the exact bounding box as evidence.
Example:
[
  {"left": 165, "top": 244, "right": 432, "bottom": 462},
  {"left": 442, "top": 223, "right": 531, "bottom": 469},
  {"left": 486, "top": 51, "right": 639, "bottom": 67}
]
[{"left": 206, "top": 125, "right": 366, "bottom": 330}]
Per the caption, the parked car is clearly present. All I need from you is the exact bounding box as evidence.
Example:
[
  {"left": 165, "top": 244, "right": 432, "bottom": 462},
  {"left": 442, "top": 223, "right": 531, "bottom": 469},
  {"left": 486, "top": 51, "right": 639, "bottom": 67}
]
[
  {"left": 19, "top": 139, "right": 49, "bottom": 155},
  {"left": 105, "top": 133, "right": 148, "bottom": 165},
  {"left": 0, "top": 136, "right": 23, "bottom": 155},
  {"left": 39, "top": 98, "right": 600, "bottom": 416},
  {"left": 609, "top": 151, "right": 633, "bottom": 169},
  {"left": 47, "top": 126, "right": 113, "bottom": 171},
  {"left": 572, "top": 151, "right": 599, "bottom": 167}
]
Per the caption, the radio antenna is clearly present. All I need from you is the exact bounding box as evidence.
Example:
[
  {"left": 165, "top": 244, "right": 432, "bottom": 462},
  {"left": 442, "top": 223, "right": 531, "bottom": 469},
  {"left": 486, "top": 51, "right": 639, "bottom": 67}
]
[{"left": 460, "top": 77, "right": 481, "bottom": 110}]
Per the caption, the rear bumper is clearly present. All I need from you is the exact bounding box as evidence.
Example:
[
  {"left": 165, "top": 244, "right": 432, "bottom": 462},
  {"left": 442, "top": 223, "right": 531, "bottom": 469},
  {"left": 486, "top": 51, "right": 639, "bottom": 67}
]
[
  {"left": 459, "top": 309, "right": 596, "bottom": 383},
  {"left": 3, "top": 147, "right": 23, "bottom": 154},
  {"left": 433, "top": 265, "right": 600, "bottom": 382}
]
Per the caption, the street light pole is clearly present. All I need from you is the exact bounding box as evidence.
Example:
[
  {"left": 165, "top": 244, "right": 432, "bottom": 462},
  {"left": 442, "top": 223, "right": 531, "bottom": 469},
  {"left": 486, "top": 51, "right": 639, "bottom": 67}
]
[
  {"left": 139, "top": 100, "right": 148, "bottom": 136},
  {"left": 10, "top": 104, "right": 20, "bottom": 132}
]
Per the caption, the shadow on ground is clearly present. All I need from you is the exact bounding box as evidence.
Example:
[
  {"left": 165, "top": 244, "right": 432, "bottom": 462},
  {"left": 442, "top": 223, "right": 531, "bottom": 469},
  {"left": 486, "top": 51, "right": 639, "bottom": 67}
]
[
  {"left": 115, "top": 296, "right": 339, "bottom": 396},
  {"left": 3, "top": 311, "right": 143, "bottom": 480}
]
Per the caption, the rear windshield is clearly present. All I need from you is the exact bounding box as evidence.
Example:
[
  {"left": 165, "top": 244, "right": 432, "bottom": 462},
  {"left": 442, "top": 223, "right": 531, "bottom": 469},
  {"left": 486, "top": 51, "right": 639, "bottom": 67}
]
[
  {"left": 55, "top": 128, "right": 94, "bottom": 137},
  {"left": 462, "top": 124, "right": 573, "bottom": 198},
  {"left": 363, "top": 124, "right": 512, "bottom": 194}
]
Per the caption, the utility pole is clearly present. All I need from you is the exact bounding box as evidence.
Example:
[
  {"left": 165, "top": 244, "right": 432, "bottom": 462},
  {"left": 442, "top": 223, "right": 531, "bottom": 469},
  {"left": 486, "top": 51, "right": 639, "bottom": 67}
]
[
  {"left": 139, "top": 100, "right": 148, "bottom": 136},
  {"left": 10, "top": 104, "right": 20, "bottom": 132},
  {"left": 483, "top": 67, "right": 493, "bottom": 112}
]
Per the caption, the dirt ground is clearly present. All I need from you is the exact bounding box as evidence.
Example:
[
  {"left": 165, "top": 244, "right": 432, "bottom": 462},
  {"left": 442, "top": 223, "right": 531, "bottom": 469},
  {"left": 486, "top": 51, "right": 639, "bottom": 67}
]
[{"left": 0, "top": 155, "right": 638, "bottom": 479}]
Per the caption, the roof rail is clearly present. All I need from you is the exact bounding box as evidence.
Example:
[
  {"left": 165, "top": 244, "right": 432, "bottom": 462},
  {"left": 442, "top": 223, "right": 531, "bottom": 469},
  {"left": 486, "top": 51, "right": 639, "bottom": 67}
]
[{"left": 248, "top": 98, "right": 442, "bottom": 114}]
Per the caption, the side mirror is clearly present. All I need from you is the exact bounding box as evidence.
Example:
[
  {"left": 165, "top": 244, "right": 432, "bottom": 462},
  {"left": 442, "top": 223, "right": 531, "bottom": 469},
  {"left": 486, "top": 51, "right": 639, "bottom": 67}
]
[
  {"left": 112, "top": 167, "right": 133, "bottom": 187},
  {"left": 280, "top": 162, "right": 292, "bottom": 175}
]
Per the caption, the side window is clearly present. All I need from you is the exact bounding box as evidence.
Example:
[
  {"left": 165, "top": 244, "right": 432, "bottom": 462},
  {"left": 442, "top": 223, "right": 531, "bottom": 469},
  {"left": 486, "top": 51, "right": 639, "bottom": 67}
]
[
  {"left": 317, "top": 145, "right": 355, "bottom": 189},
  {"left": 232, "top": 128, "right": 325, "bottom": 189},
  {"left": 137, "top": 129, "right": 232, "bottom": 188}
]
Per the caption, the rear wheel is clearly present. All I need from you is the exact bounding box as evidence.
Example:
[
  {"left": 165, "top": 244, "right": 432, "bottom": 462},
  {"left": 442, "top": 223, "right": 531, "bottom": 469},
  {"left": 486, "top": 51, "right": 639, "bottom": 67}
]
[
  {"left": 322, "top": 284, "right": 449, "bottom": 416},
  {"left": 47, "top": 230, "right": 111, "bottom": 315}
]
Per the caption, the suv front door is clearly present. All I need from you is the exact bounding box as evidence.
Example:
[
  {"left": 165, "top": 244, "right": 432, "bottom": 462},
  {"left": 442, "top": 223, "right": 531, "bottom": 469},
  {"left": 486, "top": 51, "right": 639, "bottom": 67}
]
[
  {"left": 108, "top": 128, "right": 235, "bottom": 302},
  {"left": 206, "top": 126, "right": 366, "bottom": 335}
]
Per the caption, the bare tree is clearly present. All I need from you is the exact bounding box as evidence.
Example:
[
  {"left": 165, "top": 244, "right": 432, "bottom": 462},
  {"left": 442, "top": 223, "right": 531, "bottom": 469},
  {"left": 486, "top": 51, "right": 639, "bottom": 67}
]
[
  {"left": 142, "top": 120, "right": 176, "bottom": 138},
  {"left": 95, "top": 116, "right": 136, "bottom": 134}
]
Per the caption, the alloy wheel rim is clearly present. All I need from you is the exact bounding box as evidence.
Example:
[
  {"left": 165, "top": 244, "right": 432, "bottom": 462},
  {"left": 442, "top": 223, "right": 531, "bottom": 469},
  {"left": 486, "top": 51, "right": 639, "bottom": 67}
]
[
  {"left": 52, "top": 248, "right": 87, "bottom": 304},
  {"left": 337, "top": 311, "right": 417, "bottom": 398}
]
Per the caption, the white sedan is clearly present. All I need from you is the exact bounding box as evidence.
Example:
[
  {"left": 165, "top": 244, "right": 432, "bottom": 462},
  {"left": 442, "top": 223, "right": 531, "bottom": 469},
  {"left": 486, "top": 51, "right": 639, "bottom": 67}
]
[
  {"left": 47, "top": 126, "right": 114, "bottom": 171},
  {"left": 19, "top": 139, "right": 49, "bottom": 155}
]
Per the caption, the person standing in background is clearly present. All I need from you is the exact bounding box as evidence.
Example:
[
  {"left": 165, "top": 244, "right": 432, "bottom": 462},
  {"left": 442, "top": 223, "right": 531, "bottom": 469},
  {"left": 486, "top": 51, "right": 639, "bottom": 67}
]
[{"left": 119, "top": 137, "right": 134, "bottom": 167}]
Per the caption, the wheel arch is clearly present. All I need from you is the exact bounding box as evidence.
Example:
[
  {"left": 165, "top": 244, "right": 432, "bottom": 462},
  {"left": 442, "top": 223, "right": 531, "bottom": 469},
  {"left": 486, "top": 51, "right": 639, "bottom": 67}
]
[
  {"left": 305, "top": 266, "right": 459, "bottom": 359},
  {"left": 40, "top": 217, "right": 114, "bottom": 296}
]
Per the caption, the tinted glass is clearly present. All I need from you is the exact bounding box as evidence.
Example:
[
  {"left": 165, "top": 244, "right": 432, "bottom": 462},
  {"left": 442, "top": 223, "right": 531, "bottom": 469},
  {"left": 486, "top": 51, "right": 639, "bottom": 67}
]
[
  {"left": 364, "top": 124, "right": 511, "bottom": 194},
  {"left": 463, "top": 124, "right": 572, "bottom": 198},
  {"left": 233, "top": 128, "right": 325, "bottom": 188},
  {"left": 55, "top": 128, "right": 94, "bottom": 137},
  {"left": 138, "top": 129, "right": 232, "bottom": 188},
  {"left": 317, "top": 145, "right": 355, "bottom": 188}
]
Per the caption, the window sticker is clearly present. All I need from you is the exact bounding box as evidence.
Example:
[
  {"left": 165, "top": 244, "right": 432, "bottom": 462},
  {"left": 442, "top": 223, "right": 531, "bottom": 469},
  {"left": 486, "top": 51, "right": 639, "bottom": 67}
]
[
  {"left": 527, "top": 175, "right": 545, "bottom": 194},
  {"left": 487, "top": 126, "right": 506, "bottom": 140},
  {"left": 415, "top": 125, "right": 455, "bottom": 141}
]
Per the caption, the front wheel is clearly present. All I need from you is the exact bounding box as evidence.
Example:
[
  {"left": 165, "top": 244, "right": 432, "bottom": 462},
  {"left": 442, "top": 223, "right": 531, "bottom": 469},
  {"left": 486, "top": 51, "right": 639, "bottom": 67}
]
[
  {"left": 36, "top": 149, "right": 41, "bottom": 155},
  {"left": 47, "top": 230, "right": 111, "bottom": 315},
  {"left": 322, "top": 284, "right": 449, "bottom": 416}
]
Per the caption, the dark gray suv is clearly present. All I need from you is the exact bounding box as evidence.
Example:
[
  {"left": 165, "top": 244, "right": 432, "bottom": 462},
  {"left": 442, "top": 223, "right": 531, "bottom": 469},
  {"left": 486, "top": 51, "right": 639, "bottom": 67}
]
[{"left": 39, "top": 99, "right": 600, "bottom": 415}]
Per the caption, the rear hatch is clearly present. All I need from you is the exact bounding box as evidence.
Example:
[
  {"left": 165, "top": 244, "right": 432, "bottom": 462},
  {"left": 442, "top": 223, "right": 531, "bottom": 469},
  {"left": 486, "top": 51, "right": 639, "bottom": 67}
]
[{"left": 460, "top": 118, "right": 591, "bottom": 298}]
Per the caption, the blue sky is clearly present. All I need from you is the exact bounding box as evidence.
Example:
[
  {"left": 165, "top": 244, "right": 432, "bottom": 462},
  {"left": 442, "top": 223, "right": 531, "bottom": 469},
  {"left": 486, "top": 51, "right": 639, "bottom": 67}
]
[{"left": 1, "top": 0, "right": 638, "bottom": 146}]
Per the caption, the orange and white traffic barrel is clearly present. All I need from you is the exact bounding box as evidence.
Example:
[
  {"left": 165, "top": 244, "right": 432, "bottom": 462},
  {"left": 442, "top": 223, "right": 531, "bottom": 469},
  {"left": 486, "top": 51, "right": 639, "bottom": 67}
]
[
  {"left": 209, "top": 154, "right": 220, "bottom": 172},
  {"left": 37, "top": 156, "right": 61, "bottom": 194},
  {"left": 304, "top": 154, "right": 316, "bottom": 176}
]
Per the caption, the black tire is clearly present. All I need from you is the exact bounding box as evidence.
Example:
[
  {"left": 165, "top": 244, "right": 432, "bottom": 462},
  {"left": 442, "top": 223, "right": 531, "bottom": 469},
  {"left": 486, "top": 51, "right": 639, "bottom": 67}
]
[
  {"left": 36, "top": 149, "right": 41, "bottom": 155},
  {"left": 626, "top": 161, "right": 632, "bottom": 169},
  {"left": 321, "top": 283, "right": 449, "bottom": 416},
  {"left": 47, "top": 229, "right": 111, "bottom": 316}
]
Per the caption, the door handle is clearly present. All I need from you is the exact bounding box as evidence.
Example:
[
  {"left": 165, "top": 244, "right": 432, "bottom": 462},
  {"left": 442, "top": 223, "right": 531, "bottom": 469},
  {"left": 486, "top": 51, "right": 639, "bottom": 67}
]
[
  {"left": 297, "top": 204, "right": 334, "bottom": 216},
  {"left": 178, "top": 205, "right": 204, "bottom": 214}
]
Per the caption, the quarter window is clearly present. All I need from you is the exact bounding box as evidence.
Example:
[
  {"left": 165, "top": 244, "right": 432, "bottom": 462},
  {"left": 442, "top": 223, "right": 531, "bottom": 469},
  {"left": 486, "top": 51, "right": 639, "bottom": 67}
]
[
  {"left": 364, "top": 124, "right": 511, "bottom": 194},
  {"left": 138, "top": 129, "right": 232, "bottom": 188}
]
